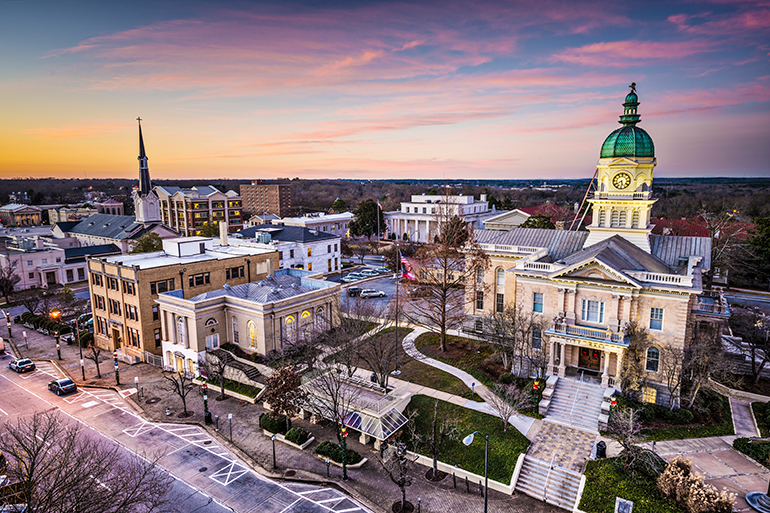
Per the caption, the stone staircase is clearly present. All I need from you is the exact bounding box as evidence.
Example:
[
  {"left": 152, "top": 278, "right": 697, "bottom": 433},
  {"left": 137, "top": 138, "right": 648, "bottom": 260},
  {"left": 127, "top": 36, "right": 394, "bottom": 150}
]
[
  {"left": 515, "top": 455, "right": 583, "bottom": 510},
  {"left": 544, "top": 378, "right": 604, "bottom": 432}
]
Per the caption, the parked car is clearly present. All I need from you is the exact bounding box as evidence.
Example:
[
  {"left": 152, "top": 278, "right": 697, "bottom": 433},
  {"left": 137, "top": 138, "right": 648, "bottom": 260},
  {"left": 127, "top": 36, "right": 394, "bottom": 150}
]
[
  {"left": 361, "top": 269, "right": 380, "bottom": 277},
  {"left": 341, "top": 275, "right": 358, "bottom": 283},
  {"left": 347, "top": 272, "right": 366, "bottom": 279},
  {"left": 8, "top": 358, "right": 35, "bottom": 373},
  {"left": 408, "top": 286, "right": 431, "bottom": 297},
  {"left": 347, "top": 287, "right": 363, "bottom": 297},
  {"left": 360, "top": 289, "right": 386, "bottom": 298},
  {"left": 375, "top": 267, "right": 390, "bottom": 274},
  {"left": 48, "top": 378, "right": 77, "bottom": 396}
]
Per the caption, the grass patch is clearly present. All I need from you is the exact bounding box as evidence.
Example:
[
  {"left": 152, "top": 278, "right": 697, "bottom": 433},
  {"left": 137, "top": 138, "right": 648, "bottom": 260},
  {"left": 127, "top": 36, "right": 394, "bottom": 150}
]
[
  {"left": 414, "top": 332, "right": 497, "bottom": 388},
  {"left": 579, "top": 458, "right": 682, "bottom": 513},
  {"left": 752, "top": 402, "right": 770, "bottom": 437},
  {"left": 402, "top": 395, "right": 530, "bottom": 485},
  {"left": 205, "top": 378, "right": 261, "bottom": 399}
]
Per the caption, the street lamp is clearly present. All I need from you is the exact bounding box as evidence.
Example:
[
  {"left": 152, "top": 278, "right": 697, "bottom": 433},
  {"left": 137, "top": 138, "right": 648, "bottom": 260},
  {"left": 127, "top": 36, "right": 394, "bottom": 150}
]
[
  {"left": 271, "top": 434, "right": 277, "bottom": 470},
  {"left": 76, "top": 316, "right": 85, "bottom": 381},
  {"left": 50, "top": 309, "right": 62, "bottom": 360},
  {"left": 463, "top": 430, "right": 489, "bottom": 513}
]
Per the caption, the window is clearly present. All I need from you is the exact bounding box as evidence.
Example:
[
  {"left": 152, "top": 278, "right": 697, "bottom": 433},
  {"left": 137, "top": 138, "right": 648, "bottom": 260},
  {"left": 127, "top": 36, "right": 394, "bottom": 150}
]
[
  {"left": 475, "top": 319, "right": 483, "bottom": 332},
  {"left": 476, "top": 291, "right": 484, "bottom": 310},
  {"left": 91, "top": 273, "right": 103, "bottom": 286},
  {"left": 646, "top": 347, "right": 660, "bottom": 372},
  {"left": 496, "top": 268, "right": 505, "bottom": 288},
  {"left": 96, "top": 316, "right": 107, "bottom": 335},
  {"left": 334, "top": 243, "right": 338, "bottom": 252},
  {"left": 581, "top": 299, "right": 604, "bottom": 323},
  {"left": 188, "top": 272, "right": 210, "bottom": 287},
  {"left": 307, "top": 262, "right": 312, "bottom": 271},
  {"left": 66, "top": 269, "right": 73, "bottom": 282},
  {"left": 290, "top": 249, "right": 294, "bottom": 259},
  {"left": 125, "top": 304, "right": 138, "bottom": 321},
  {"left": 107, "top": 277, "right": 119, "bottom": 290},
  {"left": 109, "top": 299, "right": 121, "bottom": 316},
  {"left": 307, "top": 248, "right": 312, "bottom": 257},
  {"left": 176, "top": 317, "right": 186, "bottom": 347},
  {"left": 28, "top": 272, "right": 34, "bottom": 279},
  {"left": 150, "top": 278, "right": 174, "bottom": 295},
  {"left": 155, "top": 328, "right": 162, "bottom": 348},
  {"left": 496, "top": 293, "right": 504, "bottom": 313},
  {"left": 532, "top": 328, "right": 542, "bottom": 349},
  {"left": 232, "top": 316, "right": 239, "bottom": 344},
  {"left": 476, "top": 267, "right": 484, "bottom": 283},
  {"left": 56, "top": 257, "right": 61, "bottom": 263},
  {"left": 94, "top": 295, "right": 106, "bottom": 310},
  {"left": 206, "top": 334, "right": 219, "bottom": 350},
  {"left": 226, "top": 266, "right": 244, "bottom": 280},
  {"left": 122, "top": 281, "right": 135, "bottom": 295},
  {"left": 27, "top": 260, "right": 32, "bottom": 267},
  {"left": 127, "top": 327, "right": 140, "bottom": 347},
  {"left": 533, "top": 292, "right": 543, "bottom": 313},
  {"left": 248, "top": 320, "right": 256, "bottom": 349},
  {"left": 598, "top": 210, "right": 605, "bottom": 227},
  {"left": 328, "top": 259, "right": 332, "bottom": 272},
  {"left": 279, "top": 252, "right": 283, "bottom": 261},
  {"left": 41, "top": 259, "right": 47, "bottom": 265},
  {"left": 152, "top": 305, "right": 159, "bottom": 321},
  {"left": 650, "top": 308, "right": 663, "bottom": 331},
  {"left": 328, "top": 245, "right": 331, "bottom": 254},
  {"left": 77, "top": 268, "right": 85, "bottom": 281}
]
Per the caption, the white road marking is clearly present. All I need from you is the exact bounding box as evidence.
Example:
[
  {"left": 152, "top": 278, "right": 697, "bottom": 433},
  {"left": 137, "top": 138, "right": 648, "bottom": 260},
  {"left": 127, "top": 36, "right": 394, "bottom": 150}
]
[{"left": 82, "top": 400, "right": 98, "bottom": 408}]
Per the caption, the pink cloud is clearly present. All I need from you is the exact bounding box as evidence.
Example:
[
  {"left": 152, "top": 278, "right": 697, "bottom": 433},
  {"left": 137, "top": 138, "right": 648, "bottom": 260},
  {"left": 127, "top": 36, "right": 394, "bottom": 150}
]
[
  {"left": 551, "top": 40, "right": 717, "bottom": 67},
  {"left": 668, "top": 7, "right": 770, "bottom": 35}
]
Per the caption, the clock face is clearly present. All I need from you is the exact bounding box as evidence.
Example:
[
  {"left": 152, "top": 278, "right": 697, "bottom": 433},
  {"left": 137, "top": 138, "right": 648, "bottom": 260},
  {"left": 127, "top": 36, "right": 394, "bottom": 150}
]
[{"left": 613, "top": 172, "right": 631, "bottom": 189}]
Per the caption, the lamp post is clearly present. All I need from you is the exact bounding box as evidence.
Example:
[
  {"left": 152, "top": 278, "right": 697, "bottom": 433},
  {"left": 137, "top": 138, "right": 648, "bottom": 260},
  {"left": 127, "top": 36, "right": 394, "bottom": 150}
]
[
  {"left": 113, "top": 351, "right": 120, "bottom": 385},
  {"left": 5, "top": 311, "right": 11, "bottom": 338},
  {"left": 271, "top": 434, "right": 277, "bottom": 470},
  {"left": 22, "top": 331, "right": 27, "bottom": 348},
  {"left": 463, "top": 430, "right": 489, "bottom": 513},
  {"left": 340, "top": 425, "right": 348, "bottom": 481},
  {"left": 76, "top": 317, "right": 85, "bottom": 381},
  {"left": 50, "top": 309, "right": 61, "bottom": 360}
]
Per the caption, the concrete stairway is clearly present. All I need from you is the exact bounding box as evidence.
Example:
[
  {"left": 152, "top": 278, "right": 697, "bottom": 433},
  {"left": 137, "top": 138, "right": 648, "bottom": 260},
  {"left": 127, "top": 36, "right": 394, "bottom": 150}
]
[
  {"left": 515, "top": 455, "right": 582, "bottom": 511},
  {"left": 545, "top": 378, "right": 604, "bottom": 432}
]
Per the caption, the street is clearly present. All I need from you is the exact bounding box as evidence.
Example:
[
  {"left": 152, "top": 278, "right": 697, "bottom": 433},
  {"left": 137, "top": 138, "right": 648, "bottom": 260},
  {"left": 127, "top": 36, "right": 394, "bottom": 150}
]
[{"left": 0, "top": 352, "right": 369, "bottom": 513}]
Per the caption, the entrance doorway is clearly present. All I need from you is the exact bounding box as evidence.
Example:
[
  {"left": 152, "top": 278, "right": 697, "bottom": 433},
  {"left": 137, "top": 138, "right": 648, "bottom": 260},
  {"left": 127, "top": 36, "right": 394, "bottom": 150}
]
[
  {"left": 45, "top": 271, "right": 57, "bottom": 287},
  {"left": 112, "top": 329, "right": 121, "bottom": 350},
  {"left": 578, "top": 347, "right": 601, "bottom": 371}
]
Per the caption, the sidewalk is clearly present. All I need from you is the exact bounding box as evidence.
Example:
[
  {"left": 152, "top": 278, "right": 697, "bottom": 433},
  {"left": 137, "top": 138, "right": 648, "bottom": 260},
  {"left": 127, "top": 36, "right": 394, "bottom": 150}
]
[{"left": 5, "top": 325, "right": 559, "bottom": 513}]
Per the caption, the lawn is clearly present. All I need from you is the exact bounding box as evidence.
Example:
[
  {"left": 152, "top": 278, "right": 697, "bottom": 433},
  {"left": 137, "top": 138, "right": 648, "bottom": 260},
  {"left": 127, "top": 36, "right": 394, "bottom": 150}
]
[
  {"left": 752, "top": 402, "right": 770, "bottom": 437},
  {"left": 579, "top": 458, "right": 682, "bottom": 513},
  {"left": 402, "top": 394, "right": 530, "bottom": 485},
  {"left": 414, "top": 332, "right": 500, "bottom": 388},
  {"left": 204, "top": 377, "right": 261, "bottom": 399}
]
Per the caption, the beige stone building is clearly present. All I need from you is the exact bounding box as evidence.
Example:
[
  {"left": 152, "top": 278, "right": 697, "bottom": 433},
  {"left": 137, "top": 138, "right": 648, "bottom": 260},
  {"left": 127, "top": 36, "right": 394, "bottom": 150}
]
[
  {"left": 87, "top": 236, "right": 277, "bottom": 364},
  {"left": 467, "top": 88, "right": 727, "bottom": 406},
  {"left": 154, "top": 268, "right": 339, "bottom": 374}
]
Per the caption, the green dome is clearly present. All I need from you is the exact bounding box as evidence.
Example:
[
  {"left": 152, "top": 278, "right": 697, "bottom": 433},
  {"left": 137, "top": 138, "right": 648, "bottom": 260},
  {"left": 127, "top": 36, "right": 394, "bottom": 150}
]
[
  {"left": 600, "top": 83, "right": 654, "bottom": 158},
  {"left": 601, "top": 126, "right": 655, "bottom": 158}
]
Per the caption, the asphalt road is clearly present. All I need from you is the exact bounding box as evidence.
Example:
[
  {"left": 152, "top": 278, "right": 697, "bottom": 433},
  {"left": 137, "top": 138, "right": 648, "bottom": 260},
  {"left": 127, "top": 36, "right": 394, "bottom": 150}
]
[{"left": 0, "top": 352, "right": 369, "bottom": 513}]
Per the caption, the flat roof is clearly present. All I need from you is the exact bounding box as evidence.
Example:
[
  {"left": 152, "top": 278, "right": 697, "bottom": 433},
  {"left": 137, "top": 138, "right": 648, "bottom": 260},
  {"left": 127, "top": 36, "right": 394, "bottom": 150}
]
[{"left": 97, "top": 243, "right": 275, "bottom": 270}]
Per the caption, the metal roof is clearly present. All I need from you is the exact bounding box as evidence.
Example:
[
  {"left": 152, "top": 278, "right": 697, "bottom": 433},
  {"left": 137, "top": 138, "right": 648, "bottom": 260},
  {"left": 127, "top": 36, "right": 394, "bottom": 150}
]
[
  {"left": 238, "top": 224, "right": 338, "bottom": 243},
  {"left": 186, "top": 268, "right": 336, "bottom": 303},
  {"left": 473, "top": 228, "right": 588, "bottom": 261},
  {"left": 561, "top": 235, "right": 671, "bottom": 273},
  {"left": 66, "top": 214, "right": 144, "bottom": 240},
  {"left": 650, "top": 234, "right": 711, "bottom": 271}
]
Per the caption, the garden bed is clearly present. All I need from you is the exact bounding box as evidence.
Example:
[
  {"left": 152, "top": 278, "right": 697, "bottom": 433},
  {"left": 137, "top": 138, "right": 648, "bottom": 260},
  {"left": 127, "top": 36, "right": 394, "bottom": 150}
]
[
  {"left": 263, "top": 429, "right": 315, "bottom": 450},
  {"left": 414, "top": 332, "right": 500, "bottom": 388},
  {"left": 752, "top": 402, "right": 770, "bottom": 437},
  {"left": 401, "top": 395, "right": 530, "bottom": 485},
  {"left": 199, "top": 378, "right": 261, "bottom": 402},
  {"left": 579, "top": 458, "right": 682, "bottom": 513}
]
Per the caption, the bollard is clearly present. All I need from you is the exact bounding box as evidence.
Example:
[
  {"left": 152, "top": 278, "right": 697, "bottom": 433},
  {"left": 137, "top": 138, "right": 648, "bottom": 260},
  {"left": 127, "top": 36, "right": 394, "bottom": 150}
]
[
  {"left": 215, "top": 415, "right": 220, "bottom": 431},
  {"left": 140, "top": 386, "right": 143, "bottom": 399},
  {"left": 453, "top": 470, "right": 457, "bottom": 489},
  {"left": 325, "top": 459, "right": 330, "bottom": 478},
  {"left": 417, "top": 498, "right": 421, "bottom": 513},
  {"left": 165, "top": 407, "right": 171, "bottom": 416},
  {"left": 465, "top": 476, "right": 469, "bottom": 493},
  {"left": 479, "top": 479, "right": 483, "bottom": 496}
]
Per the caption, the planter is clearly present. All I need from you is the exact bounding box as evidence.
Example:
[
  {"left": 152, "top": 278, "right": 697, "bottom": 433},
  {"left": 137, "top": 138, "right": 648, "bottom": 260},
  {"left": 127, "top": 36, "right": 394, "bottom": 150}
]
[
  {"left": 262, "top": 429, "right": 315, "bottom": 450},
  {"left": 193, "top": 378, "right": 259, "bottom": 404},
  {"left": 316, "top": 454, "right": 368, "bottom": 469}
]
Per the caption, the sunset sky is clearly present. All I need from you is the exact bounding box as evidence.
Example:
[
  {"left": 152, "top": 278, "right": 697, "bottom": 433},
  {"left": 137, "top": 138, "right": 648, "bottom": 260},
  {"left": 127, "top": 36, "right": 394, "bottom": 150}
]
[{"left": 1, "top": 0, "right": 768, "bottom": 181}]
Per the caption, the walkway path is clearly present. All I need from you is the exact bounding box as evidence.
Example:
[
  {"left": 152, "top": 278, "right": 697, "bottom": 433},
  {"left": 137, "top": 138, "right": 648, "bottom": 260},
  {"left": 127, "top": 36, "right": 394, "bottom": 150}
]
[
  {"left": 731, "top": 397, "right": 760, "bottom": 437},
  {"left": 401, "top": 326, "right": 537, "bottom": 437}
]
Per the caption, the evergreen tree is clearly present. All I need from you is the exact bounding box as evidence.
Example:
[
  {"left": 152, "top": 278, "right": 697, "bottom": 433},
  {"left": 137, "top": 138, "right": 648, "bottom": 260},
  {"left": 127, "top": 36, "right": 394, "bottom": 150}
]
[{"left": 350, "top": 199, "right": 385, "bottom": 238}]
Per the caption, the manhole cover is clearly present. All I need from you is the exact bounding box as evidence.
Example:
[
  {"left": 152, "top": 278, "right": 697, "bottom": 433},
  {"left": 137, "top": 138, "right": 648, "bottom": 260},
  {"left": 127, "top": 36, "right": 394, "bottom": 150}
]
[
  {"left": 146, "top": 398, "right": 160, "bottom": 404},
  {"left": 204, "top": 440, "right": 212, "bottom": 445},
  {"left": 285, "top": 470, "right": 296, "bottom": 477},
  {"left": 199, "top": 467, "right": 207, "bottom": 472}
]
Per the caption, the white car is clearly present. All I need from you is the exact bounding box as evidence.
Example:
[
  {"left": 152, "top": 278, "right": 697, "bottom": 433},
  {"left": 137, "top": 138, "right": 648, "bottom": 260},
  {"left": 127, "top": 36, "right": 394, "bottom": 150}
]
[
  {"left": 361, "top": 269, "right": 379, "bottom": 277},
  {"left": 360, "top": 289, "right": 386, "bottom": 298}
]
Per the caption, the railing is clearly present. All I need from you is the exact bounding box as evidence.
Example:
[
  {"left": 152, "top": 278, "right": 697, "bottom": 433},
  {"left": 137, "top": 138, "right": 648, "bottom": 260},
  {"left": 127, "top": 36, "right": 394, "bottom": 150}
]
[
  {"left": 478, "top": 243, "right": 542, "bottom": 255},
  {"left": 692, "top": 290, "right": 730, "bottom": 316},
  {"left": 594, "top": 191, "right": 651, "bottom": 200},
  {"left": 625, "top": 271, "right": 693, "bottom": 287},
  {"left": 547, "top": 323, "right": 627, "bottom": 345}
]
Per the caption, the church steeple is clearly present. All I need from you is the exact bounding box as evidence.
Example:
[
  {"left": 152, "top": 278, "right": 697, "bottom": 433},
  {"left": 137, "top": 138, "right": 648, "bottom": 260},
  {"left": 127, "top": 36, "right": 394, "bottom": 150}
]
[{"left": 137, "top": 117, "right": 151, "bottom": 195}]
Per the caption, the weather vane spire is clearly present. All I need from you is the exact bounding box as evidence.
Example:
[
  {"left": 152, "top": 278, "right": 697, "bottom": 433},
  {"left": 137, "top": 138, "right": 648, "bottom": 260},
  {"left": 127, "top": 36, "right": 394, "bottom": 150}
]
[{"left": 629, "top": 82, "right": 636, "bottom": 93}]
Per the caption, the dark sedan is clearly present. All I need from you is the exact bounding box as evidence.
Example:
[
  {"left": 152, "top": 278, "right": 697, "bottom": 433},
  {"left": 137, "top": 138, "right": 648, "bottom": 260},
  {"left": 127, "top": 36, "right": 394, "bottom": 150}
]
[
  {"left": 8, "top": 358, "right": 36, "bottom": 373},
  {"left": 48, "top": 378, "right": 77, "bottom": 396}
]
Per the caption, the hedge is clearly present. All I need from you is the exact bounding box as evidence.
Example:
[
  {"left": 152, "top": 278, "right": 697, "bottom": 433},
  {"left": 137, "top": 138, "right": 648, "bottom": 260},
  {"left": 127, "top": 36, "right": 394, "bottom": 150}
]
[
  {"left": 314, "top": 440, "right": 363, "bottom": 465},
  {"left": 734, "top": 437, "right": 770, "bottom": 468},
  {"left": 285, "top": 427, "right": 310, "bottom": 446},
  {"left": 260, "top": 413, "right": 291, "bottom": 434}
]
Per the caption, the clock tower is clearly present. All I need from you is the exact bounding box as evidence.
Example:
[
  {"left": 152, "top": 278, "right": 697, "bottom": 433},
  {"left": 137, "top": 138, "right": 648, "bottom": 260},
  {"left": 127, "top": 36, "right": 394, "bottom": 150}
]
[{"left": 584, "top": 84, "right": 657, "bottom": 252}]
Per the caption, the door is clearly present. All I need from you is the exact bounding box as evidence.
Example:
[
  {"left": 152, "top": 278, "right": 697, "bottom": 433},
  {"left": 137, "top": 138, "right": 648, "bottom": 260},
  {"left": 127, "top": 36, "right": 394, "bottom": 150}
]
[
  {"left": 578, "top": 347, "right": 601, "bottom": 371},
  {"left": 46, "top": 271, "right": 57, "bottom": 287},
  {"left": 112, "top": 329, "right": 121, "bottom": 349}
]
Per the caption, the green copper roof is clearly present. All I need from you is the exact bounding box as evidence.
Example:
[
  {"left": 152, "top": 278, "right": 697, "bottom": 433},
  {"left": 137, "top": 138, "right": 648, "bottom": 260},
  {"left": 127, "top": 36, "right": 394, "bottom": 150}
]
[{"left": 600, "top": 84, "right": 655, "bottom": 158}]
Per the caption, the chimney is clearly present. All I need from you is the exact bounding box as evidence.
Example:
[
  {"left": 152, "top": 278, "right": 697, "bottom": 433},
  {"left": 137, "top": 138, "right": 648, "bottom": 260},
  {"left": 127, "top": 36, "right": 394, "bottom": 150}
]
[
  {"left": 267, "top": 256, "right": 275, "bottom": 277},
  {"left": 480, "top": 194, "right": 487, "bottom": 202},
  {"left": 219, "top": 221, "right": 228, "bottom": 246}
]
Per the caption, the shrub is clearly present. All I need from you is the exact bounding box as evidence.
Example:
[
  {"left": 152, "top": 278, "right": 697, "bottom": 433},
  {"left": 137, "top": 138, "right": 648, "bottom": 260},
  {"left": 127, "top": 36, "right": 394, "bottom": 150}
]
[
  {"left": 664, "top": 408, "right": 694, "bottom": 425},
  {"left": 285, "top": 427, "right": 310, "bottom": 446},
  {"left": 657, "top": 456, "right": 735, "bottom": 513},
  {"left": 79, "top": 332, "right": 94, "bottom": 347},
  {"left": 260, "top": 413, "right": 291, "bottom": 434},
  {"left": 734, "top": 437, "right": 770, "bottom": 467},
  {"left": 498, "top": 372, "right": 515, "bottom": 385},
  {"left": 314, "top": 440, "right": 363, "bottom": 465}
]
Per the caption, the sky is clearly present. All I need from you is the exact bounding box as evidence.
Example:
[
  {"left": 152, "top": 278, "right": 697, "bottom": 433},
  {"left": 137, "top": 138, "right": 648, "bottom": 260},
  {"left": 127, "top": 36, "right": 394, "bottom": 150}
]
[{"left": 0, "top": 0, "right": 768, "bottom": 181}]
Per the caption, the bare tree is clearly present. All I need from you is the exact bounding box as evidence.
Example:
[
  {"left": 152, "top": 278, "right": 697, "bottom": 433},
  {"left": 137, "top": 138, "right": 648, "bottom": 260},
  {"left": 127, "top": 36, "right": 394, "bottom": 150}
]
[
  {"left": 358, "top": 327, "right": 401, "bottom": 389},
  {"left": 729, "top": 306, "right": 770, "bottom": 385},
  {"left": 261, "top": 366, "right": 306, "bottom": 432},
  {"left": 0, "top": 258, "right": 20, "bottom": 304},
  {"left": 376, "top": 441, "right": 419, "bottom": 512},
  {"left": 320, "top": 296, "right": 382, "bottom": 377},
  {"left": 683, "top": 331, "right": 734, "bottom": 408},
  {"left": 81, "top": 334, "right": 104, "bottom": 378},
  {"left": 619, "top": 321, "right": 653, "bottom": 402},
  {"left": 0, "top": 410, "right": 174, "bottom": 513},
  {"left": 701, "top": 210, "right": 751, "bottom": 289},
  {"left": 405, "top": 194, "right": 489, "bottom": 352},
  {"left": 659, "top": 344, "right": 684, "bottom": 409},
  {"left": 410, "top": 400, "right": 457, "bottom": 479},
  {"left": 17, "top": 288, "right": 42, "bottom": 314},
  {"left": 163, "top": 370, "right": 195, "bottom": 417},
  {"left": 486, "top": 384, "right": 532, "bottom": 433},
  {"left": 198, "top": 351, "right": 230, "bottom": 400},
  {"left": 607, "top": 406, "right": 663, "bottom": 476}
]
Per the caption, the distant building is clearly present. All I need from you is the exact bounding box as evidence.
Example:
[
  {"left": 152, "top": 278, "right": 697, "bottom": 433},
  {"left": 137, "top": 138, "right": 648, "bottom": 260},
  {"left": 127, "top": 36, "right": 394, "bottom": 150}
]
[
  {"left": 236, "top": 224, "right": 342, "bottom": 274},
  {"left": 96, "top": 199, "right": 125, "bottom": 216},
  {"left": 53, "top": 213, "right": 177, "bottom": 253},
  {"left": 87, "top": 236, "right": 278, "bottom": 364},
  {"left": 244, "top": 213, "right": 280, "bottom": 227},
  {"left": 48, "top": 206, "right": 98, "bottom": 225},
  {"left": 278, "top": 212, "right": 354, "bottom": 238},
  {"left": 240, "top": 180, "right": 294, "bottom": 218},
  {"left": 9, "top": 191, "right": 30, "bottom": 204},
  {"left": 483, "top": 204, "right": 585, "bottom": 231},
  {"left": 155, "top": 268, "right": 338, "bottom": 373},
  {"left": 155, "top": 185, "right": 243, "bottom": 236},
  {"left": 385, "top": 194, "right": 498, "bottom": 243},
  {"left": 0, "top": 204, "right": 42, "bottom": 227}
]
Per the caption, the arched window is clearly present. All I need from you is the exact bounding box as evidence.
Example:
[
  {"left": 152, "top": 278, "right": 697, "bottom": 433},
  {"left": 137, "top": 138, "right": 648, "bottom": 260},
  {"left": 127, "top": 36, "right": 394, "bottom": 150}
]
[
  {"left": 204, "top": 318, "right": 218, "bottom": 327},
  {"left": 646, "top": 347, "right": 660, "bottom": 372},
  {"left": 316, "top": 306, "right": 326, "bottom": 329},
  {"left": 247, "top": 320, "right": 256, "bottom": 349},
  {"left": 232, "top": 316, "right": 239, "bottom": 344},
  {"left": 176, "top": 317, "right": 186, "bottom": 348},
  {"left": 496, "top": 268, "right": 505, "bottom": 289},
  {"left": 284, "top": 315, "right": 295, "bottom": 342}
]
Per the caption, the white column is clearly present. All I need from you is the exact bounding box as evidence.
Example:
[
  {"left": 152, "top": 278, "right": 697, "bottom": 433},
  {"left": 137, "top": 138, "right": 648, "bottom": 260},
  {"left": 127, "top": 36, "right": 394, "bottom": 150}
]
[
  {"left": 558, "top": 342, "right": 566, "bottom": 377},
  {"left": 601, "top": 350, "right": 610, "bottom": 387},
  {"left": 548, "top": 340, "right": 555, "bottom": 375}
]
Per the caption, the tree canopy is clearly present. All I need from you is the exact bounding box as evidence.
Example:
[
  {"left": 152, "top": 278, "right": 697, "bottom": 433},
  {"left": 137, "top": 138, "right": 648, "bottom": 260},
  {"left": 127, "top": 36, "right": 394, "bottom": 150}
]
[
  {"left": 129, "top": 232, "right": 163, "bottom": 254},
  {"left": 349, "top": 198, "right": 385, "bottom": 238},
  {"left": 331, "top": 198, "right": 347, "bottom": 213},
  {"left": 197, "top": 221, "right": 220, "bottom": 237},
  {"left": 520, "top": 213, "right": 555, "bottom": 229}
]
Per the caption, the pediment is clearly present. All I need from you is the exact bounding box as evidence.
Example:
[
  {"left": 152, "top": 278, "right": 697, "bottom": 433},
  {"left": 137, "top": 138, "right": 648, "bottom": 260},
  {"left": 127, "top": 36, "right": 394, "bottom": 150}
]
[
  {"left": 484, "top": 210, "right": 529, "bottom": 225},
  {"left": 550, "top": 259, "right": 641, "bottom": 288},
  {"left": 606, "top": 157, "right": 639, "bottom": 167}
]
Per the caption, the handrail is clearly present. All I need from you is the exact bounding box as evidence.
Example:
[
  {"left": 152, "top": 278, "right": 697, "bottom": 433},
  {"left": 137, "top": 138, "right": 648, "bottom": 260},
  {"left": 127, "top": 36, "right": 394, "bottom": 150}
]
[
  {"left": 569, "top": 371, "right": 583, "bottom": 427},
  {"left": 543, "top": 453, "right": 556, "bottom": 501}
]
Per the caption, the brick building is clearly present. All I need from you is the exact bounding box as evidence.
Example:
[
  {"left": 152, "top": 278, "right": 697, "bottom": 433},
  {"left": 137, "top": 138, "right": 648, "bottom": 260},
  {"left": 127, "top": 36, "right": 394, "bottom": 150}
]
[{"left": 240, "top": 180, "right": 294, "bottom": 218}]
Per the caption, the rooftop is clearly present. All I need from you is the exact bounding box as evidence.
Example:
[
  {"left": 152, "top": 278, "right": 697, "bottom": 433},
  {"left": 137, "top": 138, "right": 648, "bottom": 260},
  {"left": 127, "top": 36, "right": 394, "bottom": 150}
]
[{"left": 96, "top": 240, "right": 275, "bottom": 270}]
